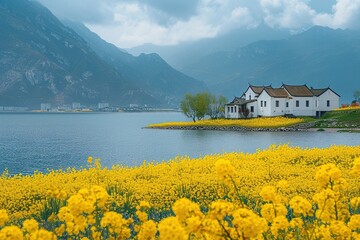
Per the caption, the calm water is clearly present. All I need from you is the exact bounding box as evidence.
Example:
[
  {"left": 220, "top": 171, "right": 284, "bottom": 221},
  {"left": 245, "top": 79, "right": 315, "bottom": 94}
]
[{"left": 0, "top": 112, "right": 359, "bottom": 175}]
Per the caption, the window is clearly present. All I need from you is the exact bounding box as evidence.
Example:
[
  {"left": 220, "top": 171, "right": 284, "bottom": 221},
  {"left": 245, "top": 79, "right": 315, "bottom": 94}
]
[
  {"left": 261, "top": 101, "right": 263, "bottom": 107},
  {"left": 234, "top": 107, "right": 237, "bottom": 113},
  {"left": 249, "top": 95, "right": 251, "bottom": 100},
  {"left": 227, "top": 106, "right": 230, "bottom": 113},
  {"left": 306, "top": 100, "right": 309, "bottom": 107},
  {"left": 286, "top": 102, "right": 289, "bottom": 108},
  {"left": 327, "top": 100, "right": 330, "bottom": 107},
  {"left": 296, "top": 100, "right": 299, "bottom": 107},
  {"left": 264, "top": 101, "right": 267, "bottom": 107},
  {"left": 275, "top": 100, "right": 279, "bottom": 107},
  {"left": 231, "top": 107, "right": 233, "bottom": 113},
  {"left": 250, "top": 106, "right": 254, "bottom": 112}
]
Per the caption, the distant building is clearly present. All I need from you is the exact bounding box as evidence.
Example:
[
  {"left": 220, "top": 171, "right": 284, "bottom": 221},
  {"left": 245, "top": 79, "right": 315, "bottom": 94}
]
[
  {"left": 98, "top": 102, "right": 110, "bottom": 109},
  {"left": 129, "top": 104, "right": 139, "bottom": 108},
  {"left": 72, "top": 102, "right": 81, "bottom": 109},
  {"left": 225, "top": 84, "right": 340, "bottom": 118},
  {"left": 40, "top": 103, "right": 51, "bottom": 111}
]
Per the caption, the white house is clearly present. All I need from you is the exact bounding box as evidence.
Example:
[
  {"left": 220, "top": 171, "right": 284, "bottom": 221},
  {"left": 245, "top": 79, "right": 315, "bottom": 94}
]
[{"left": 225, "top": 84, "right": 340, "bottom": 118}]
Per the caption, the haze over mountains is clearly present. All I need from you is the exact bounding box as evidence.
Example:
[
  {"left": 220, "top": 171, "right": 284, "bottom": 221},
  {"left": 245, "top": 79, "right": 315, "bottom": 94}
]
[
  {"left": 0, "top": 0, "right": 204, "bottom": 108},
  {"left": 131, "top": 26, "right": 360, "bottom": 103},
  {"left": 1, "top": 0, "right": 359, "bottom": 109},
  {"left": 187, "top": 26, "right": 360, "bottom": 102}
]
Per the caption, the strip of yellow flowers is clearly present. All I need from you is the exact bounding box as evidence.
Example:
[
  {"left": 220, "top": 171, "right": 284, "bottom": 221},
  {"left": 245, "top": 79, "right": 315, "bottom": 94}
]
[
  {"left": 334, "top": 106, "right": 360, "bottom": 111},
  {"left": 0, "top": 145, "right": 359, "bottom": 239},
  {"left": 147, "top": 117, "right": 304, "bottom": 129}
]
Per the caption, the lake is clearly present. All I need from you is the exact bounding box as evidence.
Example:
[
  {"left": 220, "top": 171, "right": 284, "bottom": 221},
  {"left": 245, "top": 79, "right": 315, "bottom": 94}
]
[{"left": 0, "top": 112, "right": 359, "bottom": 175}]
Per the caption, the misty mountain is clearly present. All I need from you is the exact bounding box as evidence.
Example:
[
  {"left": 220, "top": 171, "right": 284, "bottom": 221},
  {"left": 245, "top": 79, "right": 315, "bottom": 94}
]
[
  {"left": 0, "top": 0, "right": 204, "bottom": 108},
  {"left": 128, "top": 24, "right": 290, "bottom": 69},
  {"left": 62, "top": 20, "right": 206, "bottom": 107},
  {"left": 0, "top": 0, "right": 161, "bottom": 107},
  {"left": 184, "top": 26, "right": 360, "bottom": 103}
]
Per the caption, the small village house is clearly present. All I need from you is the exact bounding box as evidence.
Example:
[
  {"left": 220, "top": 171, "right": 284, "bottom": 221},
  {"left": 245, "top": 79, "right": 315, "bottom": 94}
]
[{"left": 225, "top": 84, "right": 340, "bottom": 118}]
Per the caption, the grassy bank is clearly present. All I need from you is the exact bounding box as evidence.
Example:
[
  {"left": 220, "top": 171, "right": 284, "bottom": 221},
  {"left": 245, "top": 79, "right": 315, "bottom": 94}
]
[
  {"left": 315, "top": 109, "right": 360, "bottom": 128},
  {"left": 0, "top": 145, "right": 360, "bottom": 239}
]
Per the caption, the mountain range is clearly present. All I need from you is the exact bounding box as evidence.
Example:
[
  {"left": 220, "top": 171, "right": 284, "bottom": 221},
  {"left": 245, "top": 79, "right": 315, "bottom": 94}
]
[
  {"left": 189, "top": 26, "right": 360, "bottom": 102},
  {"left": 0, "top": 0, "right": 204, "bottom": 108},
  {"left": 130, "top": 26, "right": 360, "bottom": 103},
  {"left": 128, "top": 24, "right": 290, "bottom": 70},
  {"left": 1, "top": 0, "right": 359, "bottom": 108}
]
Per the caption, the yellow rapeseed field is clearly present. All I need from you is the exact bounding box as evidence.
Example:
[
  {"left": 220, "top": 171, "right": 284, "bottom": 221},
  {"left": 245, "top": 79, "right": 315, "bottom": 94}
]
[
  {"left": 147, "top": 117, "right": 304, "bottom": 129},
  {"left": 0, "top": 145, "right": 360, "bottom": 239}
]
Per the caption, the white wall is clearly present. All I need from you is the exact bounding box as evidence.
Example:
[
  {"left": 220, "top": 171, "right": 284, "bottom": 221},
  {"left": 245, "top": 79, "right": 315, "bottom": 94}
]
[
  {"left": 225, "top": 105, "right": 241, "bottom": 119},
  {"left": 316, "top": 90, "right": 339, "bottom": 112},
  {"left": 257, "top": 92, "right": 272, "bottom": 116},
  {"left": 244, "top": 88, "right": 257, "bottom": 101},
  {"left": 290, "top": 97, "right": 316, "bottom": 116},
  {"left": 270, "top": 98, "right": 287, "bottom": 116},
  {"left": 247, "top": 101, "right": 258, "bottom": 118}
]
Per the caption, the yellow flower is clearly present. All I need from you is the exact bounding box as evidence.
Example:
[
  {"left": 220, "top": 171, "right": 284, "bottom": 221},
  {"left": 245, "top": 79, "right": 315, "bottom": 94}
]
[
  {"left": 289, "top": 196, "right": 312, "bottom": 216},
  {"left": 0, "top": 226, "right": 23, "bottom": 240},
  {"left": 138, "top": 220, "right": 157, "bottom": 240},
  {"left": 276, "top": 180, "right": 289, "bottom": 190},
  {"left": 348, "top": 214, "right": 360, "bottom": 231},
  {"left": 158, "top": 217, "right": 187, "bottom": 240},
  {"left": 289, "top": 217, "right": 303, "bottom": 229},
  {"left": 87, "top": 156, "right": 93, "bottom": 164},
  {"left": 22, "top": 218, "right": 39, "bottom": 233},
  {"left": 270, "top": 216, "right": 289, "bottom": 237},
  {"left": 351, "top": 157, "right": 360, "bottom": 177},
  {"left": 0, "top": 209, "right": 9, "bottom": 226},
  {"left": 350, "top": 197, "right": 360, "bottom": 210},
  {"left": 232, "top": 208, "right": 267, "bottom": 238},
  {"left": 260, "top": 186, "right": 279, "bottom": 203},
  {"left": 214, "top": 159, "right": 236, "bottom": 185},
  {"left": 330, "top": 221, "right": 351, "bottom": 239}
]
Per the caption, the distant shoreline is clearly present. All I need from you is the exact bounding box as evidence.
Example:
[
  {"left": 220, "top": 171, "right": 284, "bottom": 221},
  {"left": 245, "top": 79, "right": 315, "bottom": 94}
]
[{"left": 0, "top": 110, "right": 180, "bottom": 114}]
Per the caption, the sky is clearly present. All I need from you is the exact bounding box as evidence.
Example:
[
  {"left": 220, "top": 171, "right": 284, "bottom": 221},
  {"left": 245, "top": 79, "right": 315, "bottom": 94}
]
[{"left": 37, "top": 0, "right": 360, "bottom": 48}]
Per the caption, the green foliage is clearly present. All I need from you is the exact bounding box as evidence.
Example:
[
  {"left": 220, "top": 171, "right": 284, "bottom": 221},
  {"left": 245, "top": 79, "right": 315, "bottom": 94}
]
[
  {"left": 315, "top": 109, "right": 360, "bottom": 128},
  {"left": 180, "top": 93, "right": 227, "bottom": 121}
]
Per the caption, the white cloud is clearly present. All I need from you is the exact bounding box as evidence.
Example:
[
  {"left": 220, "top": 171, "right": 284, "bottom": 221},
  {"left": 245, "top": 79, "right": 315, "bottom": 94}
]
[
  {"left": 37, "top": 0, "right": 360, "bottom": 48},
  {"left": 314, "top": 0, "right": 360, "bottom": 28},
  {"left": 260, "top": 0, "right": 316, "bottom": 29},
  {"left": 86, "top": 0, "right": 258, "bottom": 48}
]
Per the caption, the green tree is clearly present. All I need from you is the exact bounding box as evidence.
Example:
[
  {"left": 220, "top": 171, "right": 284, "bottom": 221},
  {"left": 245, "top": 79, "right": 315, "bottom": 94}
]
[
  {"left": 194, "top": 92, "right": 212, "bottom": 121},
  {"left": 180, "top": 94, "right": 197, "bottom": 122},
  {"left": 181, "top": 93, "right": 227, "bottom": 121}
]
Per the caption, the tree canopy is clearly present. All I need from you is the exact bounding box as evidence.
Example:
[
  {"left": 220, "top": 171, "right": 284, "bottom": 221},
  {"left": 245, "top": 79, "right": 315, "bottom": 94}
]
[{"left": 180, "top": 93, "right": 227, "bottom": 121}]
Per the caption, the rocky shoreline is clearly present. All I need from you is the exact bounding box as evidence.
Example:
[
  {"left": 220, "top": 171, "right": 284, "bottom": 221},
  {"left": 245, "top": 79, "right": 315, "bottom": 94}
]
[
  {"left": 146, "top": 122, "right": 359, "bottom": 132},
  {"left": 147, "top": 125, "right": 308, "bottom": 132}
]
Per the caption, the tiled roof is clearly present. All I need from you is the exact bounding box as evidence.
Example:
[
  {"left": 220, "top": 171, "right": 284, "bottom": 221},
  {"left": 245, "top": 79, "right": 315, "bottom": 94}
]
[
  {"left": 249, "top": 85, "right": 272, "bottom": 94},
  {"left": 227, "top": 97, "right": 257, "bottom": 105},
  {"left": 263, "top": 88, "right": 289, "bottom": 98},
  {"left": 282, "top": 84, "right": 314, "bottom": 97},
  {"left": 310, "top": 88, "right": 328, "bottom": 96}
]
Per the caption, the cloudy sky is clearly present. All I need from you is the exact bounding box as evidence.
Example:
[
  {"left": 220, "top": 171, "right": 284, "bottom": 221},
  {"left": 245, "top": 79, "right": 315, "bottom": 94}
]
[{"left": 37, "top": 0, "right": 360, "bottom": 48}]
